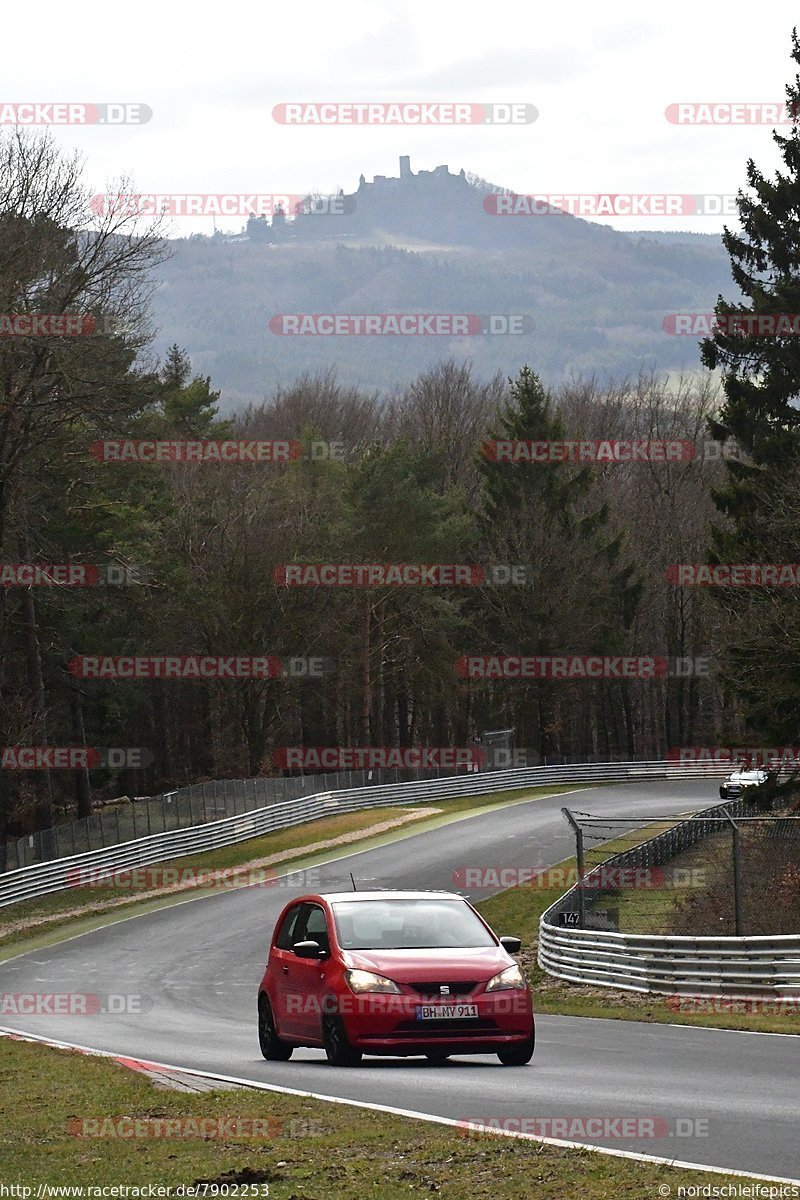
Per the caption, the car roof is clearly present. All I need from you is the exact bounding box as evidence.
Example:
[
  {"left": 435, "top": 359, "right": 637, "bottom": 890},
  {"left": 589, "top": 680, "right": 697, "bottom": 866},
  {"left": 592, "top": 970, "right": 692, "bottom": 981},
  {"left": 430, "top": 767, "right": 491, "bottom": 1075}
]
[{"left": 311, "top": 890, "right": 466, "bottom": 904}]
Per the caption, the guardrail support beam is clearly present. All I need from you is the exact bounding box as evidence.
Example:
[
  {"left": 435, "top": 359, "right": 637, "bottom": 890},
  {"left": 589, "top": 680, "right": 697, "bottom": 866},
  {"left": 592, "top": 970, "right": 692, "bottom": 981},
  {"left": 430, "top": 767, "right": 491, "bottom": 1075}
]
[{"left": 562, "top": 807, "right": 586, "bottom": 929}]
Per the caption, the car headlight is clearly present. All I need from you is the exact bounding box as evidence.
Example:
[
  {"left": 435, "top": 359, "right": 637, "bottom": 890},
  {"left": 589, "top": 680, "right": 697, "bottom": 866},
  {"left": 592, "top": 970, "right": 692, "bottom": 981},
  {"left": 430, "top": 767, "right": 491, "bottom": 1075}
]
[
  {"left": 485, "top": 964, "right": 526, "bottom": 992},
  {"left": 345, "top": 969, "right": 401, "bottom": 994}
]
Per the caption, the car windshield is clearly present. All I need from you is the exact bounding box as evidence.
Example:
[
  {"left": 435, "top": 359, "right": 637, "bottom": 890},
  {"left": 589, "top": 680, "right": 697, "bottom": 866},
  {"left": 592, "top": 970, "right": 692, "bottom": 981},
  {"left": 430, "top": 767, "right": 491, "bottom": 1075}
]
[{"left": 331, "top": 898, "right": 496, "bottom": 950}]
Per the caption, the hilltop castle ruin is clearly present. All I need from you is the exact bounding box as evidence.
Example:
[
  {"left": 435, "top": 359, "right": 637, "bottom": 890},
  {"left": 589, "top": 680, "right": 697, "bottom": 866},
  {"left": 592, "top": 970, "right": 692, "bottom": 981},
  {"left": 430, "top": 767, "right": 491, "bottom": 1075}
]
[{"left": 356, "top": 156, "right": 466, "bottom": 192}]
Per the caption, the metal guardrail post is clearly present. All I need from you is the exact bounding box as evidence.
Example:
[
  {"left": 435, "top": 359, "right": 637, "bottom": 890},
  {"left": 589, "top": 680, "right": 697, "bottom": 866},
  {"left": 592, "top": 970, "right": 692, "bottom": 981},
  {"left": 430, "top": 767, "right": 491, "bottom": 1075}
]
[{"left": 562, "top": 807, "right": 586, "bottom": 929}]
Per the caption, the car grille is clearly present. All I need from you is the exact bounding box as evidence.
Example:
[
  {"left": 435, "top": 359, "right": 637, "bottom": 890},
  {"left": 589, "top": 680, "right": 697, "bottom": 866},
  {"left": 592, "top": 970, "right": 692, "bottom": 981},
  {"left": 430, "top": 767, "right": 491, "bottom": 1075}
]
[
  {"left": 407, "top": 981, "right": 478, "bottom": 997},
  {"left": 391, "top": 1019, "right": 499, "bottom": 1038}
]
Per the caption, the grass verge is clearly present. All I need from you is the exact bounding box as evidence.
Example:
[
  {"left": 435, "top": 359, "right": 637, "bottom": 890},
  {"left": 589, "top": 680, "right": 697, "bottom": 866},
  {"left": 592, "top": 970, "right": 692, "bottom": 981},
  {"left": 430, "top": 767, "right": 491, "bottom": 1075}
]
[{"left": 0, "top": 1036, "right": 770, "bottom": 1196}]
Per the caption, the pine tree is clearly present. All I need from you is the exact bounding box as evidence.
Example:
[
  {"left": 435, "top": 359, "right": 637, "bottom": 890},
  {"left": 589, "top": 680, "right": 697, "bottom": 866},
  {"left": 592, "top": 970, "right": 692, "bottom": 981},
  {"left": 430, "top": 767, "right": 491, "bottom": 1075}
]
[
  {"left": 696, "top": 31, "right": 800, "bottom": 740},
  {"left": 701, "top": 29, "right": 800, "bottom": 539},
  {"left": 475, "top": 367, "right": 641, "bottom": 757},
  {"left": 161, "top": 344, "right": 192, "bottom": 392}
]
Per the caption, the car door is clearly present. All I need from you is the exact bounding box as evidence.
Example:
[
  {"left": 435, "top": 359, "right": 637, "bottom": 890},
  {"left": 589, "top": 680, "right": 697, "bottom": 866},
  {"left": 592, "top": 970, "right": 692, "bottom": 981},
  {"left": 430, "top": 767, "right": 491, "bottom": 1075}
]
[
  {"left": 283, "top": 902, "right": 331, "bottom": 1040},
  {"left": 269, "top": 902, "right": 304, "bottom": 1035}
]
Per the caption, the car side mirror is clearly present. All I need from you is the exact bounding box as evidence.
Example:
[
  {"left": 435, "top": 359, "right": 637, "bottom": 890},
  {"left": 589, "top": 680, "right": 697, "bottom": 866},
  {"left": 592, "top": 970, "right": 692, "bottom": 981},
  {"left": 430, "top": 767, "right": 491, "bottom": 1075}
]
[
  {"left": 500, "top": 936, "right": 522, "bottom": 954},
  {"left": 293, "top": 939, "right": 324, "bottom": 959}
]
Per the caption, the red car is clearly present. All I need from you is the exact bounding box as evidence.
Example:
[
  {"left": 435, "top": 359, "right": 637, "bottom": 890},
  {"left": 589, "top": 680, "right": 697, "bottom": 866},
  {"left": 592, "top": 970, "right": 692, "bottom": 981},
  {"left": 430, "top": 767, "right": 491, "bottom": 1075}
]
[{"left": 257, "top": 890, "right": 535, "bottom": 1066}]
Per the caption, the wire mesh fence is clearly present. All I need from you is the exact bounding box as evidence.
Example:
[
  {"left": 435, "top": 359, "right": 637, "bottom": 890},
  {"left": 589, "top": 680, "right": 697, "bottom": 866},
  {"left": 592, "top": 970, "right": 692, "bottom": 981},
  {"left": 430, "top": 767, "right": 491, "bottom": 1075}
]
[
  {"left": 0, "top": 764, "right": 482, "bottom": 872},
  {"left": 554, "top": 791, "right": 800, "bottom": 938},
  {"left": 1, "top": 750, "right": 677, "bottom": 873}
]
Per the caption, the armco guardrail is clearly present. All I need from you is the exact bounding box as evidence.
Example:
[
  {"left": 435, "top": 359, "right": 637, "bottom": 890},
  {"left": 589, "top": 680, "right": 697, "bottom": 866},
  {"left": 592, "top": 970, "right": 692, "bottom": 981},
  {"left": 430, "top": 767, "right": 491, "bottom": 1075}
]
[
  {"left": 539, "top": 793, "right": 800, "bottom": 998},
  {"left": 0, "top": 759, "right": 726, "bottom": 910},
  {"left": 4, "top": 766, "right": 469, "bottom": 871}
]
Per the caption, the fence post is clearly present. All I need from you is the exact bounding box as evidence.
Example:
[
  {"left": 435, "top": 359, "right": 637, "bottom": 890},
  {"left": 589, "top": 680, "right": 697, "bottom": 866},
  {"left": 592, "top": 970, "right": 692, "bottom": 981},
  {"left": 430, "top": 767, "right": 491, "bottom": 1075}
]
[
  {"left": 721, "top": 807, "right": 743, "bottom": 936},
  {"left": 562, "top": 808, "right": 586, "bottom": 929}
]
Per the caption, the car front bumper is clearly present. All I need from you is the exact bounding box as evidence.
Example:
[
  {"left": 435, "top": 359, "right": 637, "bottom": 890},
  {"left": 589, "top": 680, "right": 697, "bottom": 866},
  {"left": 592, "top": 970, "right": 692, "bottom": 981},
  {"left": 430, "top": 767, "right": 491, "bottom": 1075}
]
[{"left": 337, "top": 989, "right": 534, "bottom": 1054}]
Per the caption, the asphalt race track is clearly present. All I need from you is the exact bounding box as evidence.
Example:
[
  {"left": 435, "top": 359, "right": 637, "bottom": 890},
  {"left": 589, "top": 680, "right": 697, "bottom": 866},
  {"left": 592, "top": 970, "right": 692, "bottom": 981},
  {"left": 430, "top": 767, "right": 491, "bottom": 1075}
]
[{"left": 2, "top": 781, "right": 798, "bottom": 1179}]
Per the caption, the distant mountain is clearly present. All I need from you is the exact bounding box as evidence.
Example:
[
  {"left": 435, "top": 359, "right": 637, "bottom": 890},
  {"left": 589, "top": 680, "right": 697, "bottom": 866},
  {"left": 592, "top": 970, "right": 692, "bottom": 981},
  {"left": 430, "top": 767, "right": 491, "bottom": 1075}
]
[{"left": 149, "top": 157, "right": 734, "bottom": 409}]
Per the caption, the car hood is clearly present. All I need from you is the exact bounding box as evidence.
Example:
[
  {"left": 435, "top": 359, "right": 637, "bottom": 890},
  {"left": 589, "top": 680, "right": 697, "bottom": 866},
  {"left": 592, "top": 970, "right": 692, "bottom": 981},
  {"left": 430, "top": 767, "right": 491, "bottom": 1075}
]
[{"left": 340, "top": 946, "right": 513, "bottom": 981}]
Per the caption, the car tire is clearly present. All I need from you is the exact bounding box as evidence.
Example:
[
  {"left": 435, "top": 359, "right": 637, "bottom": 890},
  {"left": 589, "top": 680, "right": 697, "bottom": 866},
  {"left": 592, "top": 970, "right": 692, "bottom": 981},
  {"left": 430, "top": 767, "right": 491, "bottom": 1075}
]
[
  {"left": 322, "top": 1014, "right": 362, "bottom": 1066},
  {"left": 425, "top": 1054, "right": 450, "bottom": 1064},
  {"left": 258, "top": 993, "right": 293, "bottom": 1061},
  {"left": 497, "top": 1031, "right": 535, "bottom": 1066}
]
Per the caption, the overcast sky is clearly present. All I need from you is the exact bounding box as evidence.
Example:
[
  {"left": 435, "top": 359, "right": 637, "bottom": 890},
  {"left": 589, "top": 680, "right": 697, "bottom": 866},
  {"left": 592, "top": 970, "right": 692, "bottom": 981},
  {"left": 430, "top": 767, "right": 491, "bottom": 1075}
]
[{"left": 5, "top": 0, "right": 796, "bottom": 236}]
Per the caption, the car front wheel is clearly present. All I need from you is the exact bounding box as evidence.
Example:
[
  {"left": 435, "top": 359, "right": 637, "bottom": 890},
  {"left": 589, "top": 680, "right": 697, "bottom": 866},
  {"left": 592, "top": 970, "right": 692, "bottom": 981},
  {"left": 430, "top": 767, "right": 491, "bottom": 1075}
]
[
  {"left": 322, "top": 1014, "right": 362, "bottom": 1066},
  {"left": 258, "top": 993, "right": 293, "bottom": 1061},
  {"left": 497, "top": 1031, "right": 535, "bottom": 1066}
]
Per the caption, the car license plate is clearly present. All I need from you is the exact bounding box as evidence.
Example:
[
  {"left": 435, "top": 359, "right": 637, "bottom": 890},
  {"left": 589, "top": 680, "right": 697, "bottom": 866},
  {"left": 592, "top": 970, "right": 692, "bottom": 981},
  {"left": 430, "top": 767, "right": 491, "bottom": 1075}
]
[{"left": 415, "top": 1004, "right": 479, "bottom": 1020}]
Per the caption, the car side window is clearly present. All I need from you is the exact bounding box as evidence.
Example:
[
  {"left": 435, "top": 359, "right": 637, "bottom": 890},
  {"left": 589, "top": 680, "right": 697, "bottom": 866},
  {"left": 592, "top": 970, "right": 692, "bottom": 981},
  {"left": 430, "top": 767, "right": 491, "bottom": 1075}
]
[
  {"left": 275, "top": 904, "right": 303, "bottom": 950},
  {"left": 299, "top": 904, "right": 330, "bottom": 953}
]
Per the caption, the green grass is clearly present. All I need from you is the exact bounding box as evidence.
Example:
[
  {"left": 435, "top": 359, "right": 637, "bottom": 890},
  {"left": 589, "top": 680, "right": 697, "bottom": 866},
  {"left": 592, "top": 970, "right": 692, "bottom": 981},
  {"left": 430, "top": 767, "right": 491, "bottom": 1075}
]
[
  {"left": 0, "top": 785, "right": 582, "bottom": 960},
  {"left": 0, "top": 1037, "right": 770, "bottom": 1196}
]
